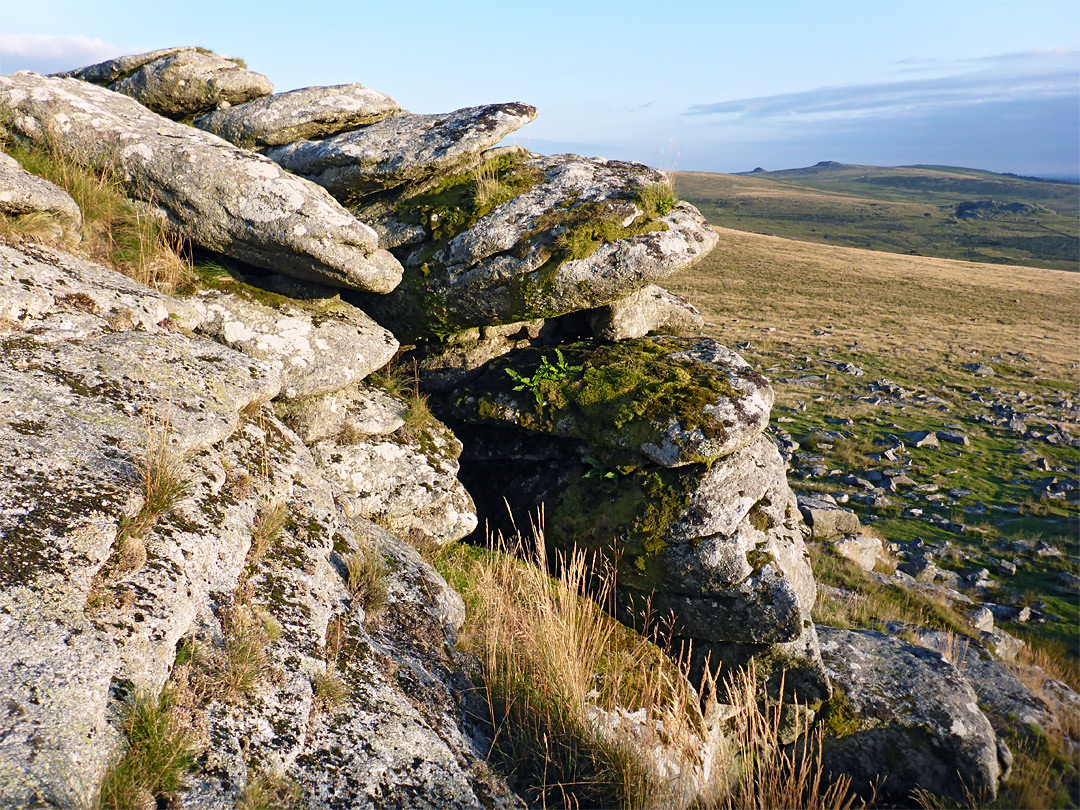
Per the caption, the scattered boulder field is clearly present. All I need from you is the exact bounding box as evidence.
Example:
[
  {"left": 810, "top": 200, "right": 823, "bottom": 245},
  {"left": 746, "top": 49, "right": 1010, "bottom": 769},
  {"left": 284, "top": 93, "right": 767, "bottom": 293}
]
[{"left": 0, "top": 47, "right": 1073, "bottom": 808}]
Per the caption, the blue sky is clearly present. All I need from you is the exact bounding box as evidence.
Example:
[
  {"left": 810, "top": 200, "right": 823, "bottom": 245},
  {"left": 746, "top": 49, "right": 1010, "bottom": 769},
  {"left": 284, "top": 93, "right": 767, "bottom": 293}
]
[{"left": 1, "top": 0, "right": 1077, "bottom": 177}]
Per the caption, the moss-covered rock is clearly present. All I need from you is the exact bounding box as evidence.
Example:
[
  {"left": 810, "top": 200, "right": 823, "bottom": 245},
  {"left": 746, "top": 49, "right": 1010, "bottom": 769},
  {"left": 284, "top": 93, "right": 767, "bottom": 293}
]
[
  {"left": 347, "top": 153, "right": 717, "bottom": 342},
  {"left": 452, "top": 336, "right": 772, "bottom": 467}
]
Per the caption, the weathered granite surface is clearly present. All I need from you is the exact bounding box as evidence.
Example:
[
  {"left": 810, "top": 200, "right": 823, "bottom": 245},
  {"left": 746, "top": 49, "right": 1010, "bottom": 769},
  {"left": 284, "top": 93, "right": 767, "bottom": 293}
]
[
  {"left": 266, "top": 103, "right": 538, "bottom": 199},
  {"left": 818, "top": 626, "right": 1004, "bottom": 803},
  {"left": 195, "top": 83, "right": 400, "bottom": 148},
  {"left": 194, "top": 283, "right": 398, "bottom": 400},
  {"left": 0, "top": 72, "right": 401, "bottom": 293},
  {"left": 0, "top": 241, "right": 516, "bottom": 809},
  {"left": 59, "top": 47, "right": 273, "bottom": 118}
]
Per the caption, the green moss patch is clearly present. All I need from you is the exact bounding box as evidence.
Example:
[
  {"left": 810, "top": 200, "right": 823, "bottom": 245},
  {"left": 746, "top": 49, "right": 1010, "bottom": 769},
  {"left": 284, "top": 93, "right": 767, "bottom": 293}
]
[
  {"left": 394, "top": 153, "right": 543, "bottom": 243},
  {"left": 530, "top": 195, "right": 668, "bottom": 263},
  {"left": 548, "top": 464, "right": 695, "bottom": 592},
  {"left": 455, "top": 337, "right": 752, "bottom": 462}
]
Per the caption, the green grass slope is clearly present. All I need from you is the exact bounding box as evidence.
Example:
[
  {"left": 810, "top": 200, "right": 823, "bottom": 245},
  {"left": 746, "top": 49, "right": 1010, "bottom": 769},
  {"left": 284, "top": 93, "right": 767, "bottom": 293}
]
[{"left": 673, "top": 162, "right": 1079, "bottom": 271}]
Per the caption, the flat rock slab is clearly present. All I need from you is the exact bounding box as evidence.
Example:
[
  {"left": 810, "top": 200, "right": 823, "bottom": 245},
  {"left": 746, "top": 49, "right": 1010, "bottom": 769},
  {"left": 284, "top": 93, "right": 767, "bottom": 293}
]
[
  {"left": 588, "top": 284, "right": 703, "bottom": 341},
  {"left": 313, "top": 417, "right": 477, "bottom": 548},
  {"left": 266, "top": 102, "right": 537, "bottom": 199},
  {"left": 412, "top": 318, "right": 552, "bottom": 393},
  {"left": 195, "top": 82, "right": 400, "bottom": 148},
  {"left": 194, "top": 283, "right": 398, "bottom": 400},
  {"left": 0, "top": 151, "right": 82, "bottom": 244},
  {"left": 452, "top": 337, "right": 773, "bottom": 467},
  {"left": 818, "top": 626, "right": 1002, "bottom": 803},
  {"left": 357, "top": 154, "right": 718, "bottom": 339},
  {"left": 59, "top": 46, "right": 272, "bottom": 118},
  {"left": 0, "top": 72, "right": 402, "bottom": 293},
  {"left": 0, "top": 242, "right": 205, "bottom": 330},
  {"left": 276, "top": 382, "right": 406, "bottom": 444}
]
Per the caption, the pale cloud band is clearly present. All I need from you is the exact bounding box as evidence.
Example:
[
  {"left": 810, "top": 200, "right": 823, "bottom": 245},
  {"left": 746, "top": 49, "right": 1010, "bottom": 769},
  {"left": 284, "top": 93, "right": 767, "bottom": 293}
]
[
  {"left": 686, "top": 50, "right": 1079, "bottom": 122},
  {"left": 0, "top": 34, "right": 123, "bottom": 75}
]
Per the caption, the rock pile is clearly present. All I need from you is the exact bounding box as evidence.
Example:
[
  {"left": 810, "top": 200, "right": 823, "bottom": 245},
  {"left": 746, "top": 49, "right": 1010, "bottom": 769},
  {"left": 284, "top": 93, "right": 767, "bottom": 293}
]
[{"left": 0, "top": 47, "right": 1026, "bottom": 807}]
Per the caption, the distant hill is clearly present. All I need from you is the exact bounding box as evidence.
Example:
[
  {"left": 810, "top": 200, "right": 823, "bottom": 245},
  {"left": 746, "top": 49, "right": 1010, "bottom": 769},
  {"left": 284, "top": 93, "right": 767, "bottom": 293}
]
[{"left": 674, "top": 162, "right": 1079, "bottom": 271}]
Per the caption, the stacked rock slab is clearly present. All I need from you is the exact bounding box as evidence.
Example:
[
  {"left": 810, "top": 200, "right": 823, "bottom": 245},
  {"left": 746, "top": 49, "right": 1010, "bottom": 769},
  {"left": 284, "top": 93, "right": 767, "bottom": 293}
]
[
  {"left": 56, "top": 46, "right": 274, "bottom": 118},
  {"left": 194, "top": 83, "right": 401, "bottom": 148},
  {"left": 448, "top": 336, "right": 830, "bottom": 700},
  {"left": 0, "top": 72, "right": 402, "bottom": 293},
  {"left": 193, "top": 280, "right": 399, "bottom": 401},
  {"left": 266, "top": 103, "right": 539, "bottom": 199},
  {"left": 349, "top": 152, "right": 719, "bottom": 341}
]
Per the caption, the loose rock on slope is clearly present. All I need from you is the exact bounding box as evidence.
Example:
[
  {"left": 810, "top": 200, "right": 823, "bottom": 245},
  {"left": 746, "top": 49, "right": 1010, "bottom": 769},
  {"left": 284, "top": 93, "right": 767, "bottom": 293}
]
[{"left": 818, "top": 626, "right": 1004, "bottom": 802}]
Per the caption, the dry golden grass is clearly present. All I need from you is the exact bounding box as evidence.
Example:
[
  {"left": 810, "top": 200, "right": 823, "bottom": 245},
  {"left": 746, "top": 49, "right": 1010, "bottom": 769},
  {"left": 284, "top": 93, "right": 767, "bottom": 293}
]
[
  {"left": 667, "top": 227, "right": 1078, "bottom": 382},
  {"left": 438, "top": 528, "right": 858, "bottom": 810},
  {"left": 248, "top": 500, "right": 288, "bottom": 568},
  {"left": 0, "top": 131, "right": 195, "bottom": 294}
]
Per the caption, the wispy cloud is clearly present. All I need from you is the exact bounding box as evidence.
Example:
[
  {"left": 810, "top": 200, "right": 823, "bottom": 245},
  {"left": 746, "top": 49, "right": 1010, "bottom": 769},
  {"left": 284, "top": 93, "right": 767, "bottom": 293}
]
[
  {"left": 0, "top": 34, "right": 123, "bottom": 75},
  {"left": 686, "top": 49, "right": 1078, "bottom": 122}
]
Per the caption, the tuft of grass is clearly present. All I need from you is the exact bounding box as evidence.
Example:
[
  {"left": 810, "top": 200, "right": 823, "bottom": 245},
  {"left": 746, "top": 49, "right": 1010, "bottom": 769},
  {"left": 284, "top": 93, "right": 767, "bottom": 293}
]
[
  {"left": 0, "top": 127, "right": 195, "bottom": 293},
  {"left": 367, "top": 363, "right": 406, "bottom": 399},
  {"left": 637, "top": 179, "right": 678, "bottom": 218},
  {"left": 132, "top": 419, "right": 191, "bottom": 533},
  {"left": 374, "top": 358, "right": 438, "bottom": 442},
  {"left": 251, "top": 605, "right": 282, "bottom": 641},
  {"left": 471, "top": 160, "right": 509, "bottom": 210},
  {"left": 96, "top": 689, "right": 197, "bottom": 810},
  {"left": 189, "top": 605, "right": 272, "bottom": 702},
  {"left": 718, "top": 666, "right": 859, "bottom": 810},
  {"left": 313, "top": 670, "right": 347, "bottom": 711},
  {"left": 344, "top": 549, "right": 387, "bottom": 620},
  {"left": 399, "top": 389, "right": 436, "bottom": 441},
  {"left": 220, "top": 607, "right": 270, "bottom": 698},
  {"left": 0, "top": 210, "right": 74, "bottom": 245},
  {"left": 89, "top": 414, "right": 190, "bottom": 606},
  {"left": 237, "top": 769, "right": 301, "bottom": 810},
  {"left": 248, "top": 500, "right": 288, "bottom": 568}
]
